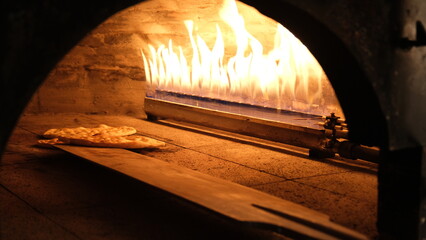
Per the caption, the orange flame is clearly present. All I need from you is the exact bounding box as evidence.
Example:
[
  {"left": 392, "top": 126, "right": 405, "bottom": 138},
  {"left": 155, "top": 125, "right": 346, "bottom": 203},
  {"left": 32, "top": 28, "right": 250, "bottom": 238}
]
[{"left": 142, "top": 0, "right": 341, "bottom": 116}]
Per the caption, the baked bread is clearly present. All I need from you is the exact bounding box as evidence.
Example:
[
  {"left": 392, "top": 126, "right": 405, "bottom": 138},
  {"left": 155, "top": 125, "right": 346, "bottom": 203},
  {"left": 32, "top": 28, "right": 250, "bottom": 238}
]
[
  {"left": 39, "top": 124, "right": 165, "bottom": 149},
  {"left": 43, "top": 124, "right": 137, "bottom": 139}
]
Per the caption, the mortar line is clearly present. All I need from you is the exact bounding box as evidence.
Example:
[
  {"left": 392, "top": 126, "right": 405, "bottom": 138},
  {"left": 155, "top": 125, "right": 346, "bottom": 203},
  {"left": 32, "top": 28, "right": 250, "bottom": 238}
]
[
  {"left": 248, "top": 170, "right": 354, "bottom": 187},
  {"left": 286, "top": 170, "right": 355, "bottom": 181},
  {"left": 247, "top": 173, "right": 374, "bottom": 203},
  {"left": 288, "top": 179, "right": 373, "bottom": 202}
]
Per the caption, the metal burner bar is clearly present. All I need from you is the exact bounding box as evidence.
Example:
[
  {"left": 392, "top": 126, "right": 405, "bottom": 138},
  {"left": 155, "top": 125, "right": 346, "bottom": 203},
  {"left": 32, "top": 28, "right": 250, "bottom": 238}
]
[
  {"left": 144, "top": 96, "right": 327, "bottom": 152},
  {"left": 146, "top": 90, "right": 324, "bottom": 129}
]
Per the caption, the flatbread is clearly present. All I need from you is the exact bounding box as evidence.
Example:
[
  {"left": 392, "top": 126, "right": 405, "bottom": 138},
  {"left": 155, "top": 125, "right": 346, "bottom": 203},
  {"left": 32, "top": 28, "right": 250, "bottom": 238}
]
[
  {"left": 43, "top": 124, "right": 137, "bottom": 139},
  {"left": 60, "top": 135, "right": 165, "bottom": 149},
  {"left": 39, "top": 124, "right": 165, "bottom": 149}
]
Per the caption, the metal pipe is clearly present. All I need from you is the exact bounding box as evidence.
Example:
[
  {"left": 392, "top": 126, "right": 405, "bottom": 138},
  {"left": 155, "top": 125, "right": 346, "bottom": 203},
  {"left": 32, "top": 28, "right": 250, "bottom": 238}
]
[{"left": 333, "top": 141, "right": 380, "bottom": 163}]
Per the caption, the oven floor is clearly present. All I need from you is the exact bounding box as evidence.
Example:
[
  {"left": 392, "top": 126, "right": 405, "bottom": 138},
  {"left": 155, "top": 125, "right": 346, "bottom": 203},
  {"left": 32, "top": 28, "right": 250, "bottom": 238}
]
[{"left": 0, "top": 113, "right": 378, "bottom": 239}]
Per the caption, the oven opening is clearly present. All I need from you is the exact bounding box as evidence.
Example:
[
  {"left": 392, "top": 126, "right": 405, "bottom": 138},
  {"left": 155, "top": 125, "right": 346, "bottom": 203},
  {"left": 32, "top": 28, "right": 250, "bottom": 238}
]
[{"left": 3, "top": 0, "right": 380, "bottom": 239}]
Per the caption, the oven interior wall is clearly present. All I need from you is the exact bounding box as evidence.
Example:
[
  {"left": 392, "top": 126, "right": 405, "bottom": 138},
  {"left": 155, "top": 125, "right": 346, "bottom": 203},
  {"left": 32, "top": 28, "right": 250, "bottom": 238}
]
[{"left": 25, "top": 0, "right": 283, "bottom": 116}]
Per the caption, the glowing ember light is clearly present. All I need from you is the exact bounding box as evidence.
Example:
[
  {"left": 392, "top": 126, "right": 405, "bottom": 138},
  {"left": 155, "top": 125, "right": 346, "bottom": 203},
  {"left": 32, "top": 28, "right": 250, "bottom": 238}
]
[{"left": 141, "top": 0, "right": 343, "bottom": 116}]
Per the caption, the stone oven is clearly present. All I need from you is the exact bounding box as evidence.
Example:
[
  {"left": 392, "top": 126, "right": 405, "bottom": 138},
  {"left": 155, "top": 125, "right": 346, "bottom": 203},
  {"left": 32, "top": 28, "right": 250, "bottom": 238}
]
[{"left": 2, "top": 0, "right": 426, "bottom": 239}]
